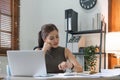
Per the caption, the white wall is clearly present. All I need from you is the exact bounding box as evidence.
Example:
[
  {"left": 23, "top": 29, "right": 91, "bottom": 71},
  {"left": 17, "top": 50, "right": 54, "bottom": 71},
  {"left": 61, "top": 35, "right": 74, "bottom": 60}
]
[
  {"left": 0, "top": 0, "right": 108, "bottom": 74},
  {"left": 20, "top": 0, "right": 42, "bottom": 50},
  {"left": 20, "top": 0, "right": 108, "bottom": 49},
  {"left": 20, "top": 0, "right": 82, "bottom": 49}
]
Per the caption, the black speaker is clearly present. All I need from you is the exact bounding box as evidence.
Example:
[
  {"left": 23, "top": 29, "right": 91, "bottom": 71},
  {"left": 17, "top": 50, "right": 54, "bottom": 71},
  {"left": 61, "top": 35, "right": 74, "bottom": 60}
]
[{"left": 65, "top": 9, "right": 78, "bottom": 32}]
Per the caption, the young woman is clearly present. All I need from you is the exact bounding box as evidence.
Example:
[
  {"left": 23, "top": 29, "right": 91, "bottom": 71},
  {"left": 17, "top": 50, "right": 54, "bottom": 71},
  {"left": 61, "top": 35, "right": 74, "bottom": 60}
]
[{"left": 34, "top": 23, "right": 83, "bottom": 73}]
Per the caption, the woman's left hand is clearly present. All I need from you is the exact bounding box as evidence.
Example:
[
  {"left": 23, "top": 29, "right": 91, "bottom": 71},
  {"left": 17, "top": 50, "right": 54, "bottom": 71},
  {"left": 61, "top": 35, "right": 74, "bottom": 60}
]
[{"left": 58, "top": 61, "right": 73, "bottom": 71}]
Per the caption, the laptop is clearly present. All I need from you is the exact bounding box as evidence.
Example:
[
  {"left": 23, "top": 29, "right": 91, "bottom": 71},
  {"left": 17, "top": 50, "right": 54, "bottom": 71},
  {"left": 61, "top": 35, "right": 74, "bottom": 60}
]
[{"left": 7, "top": 50, "right": 50, "bottom": 77}]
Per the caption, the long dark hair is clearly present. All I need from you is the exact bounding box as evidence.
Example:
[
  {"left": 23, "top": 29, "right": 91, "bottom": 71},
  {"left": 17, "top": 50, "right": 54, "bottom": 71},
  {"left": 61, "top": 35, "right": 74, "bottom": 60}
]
[{"left": 38, "top": 24, "right": 58, "bottom": 48}]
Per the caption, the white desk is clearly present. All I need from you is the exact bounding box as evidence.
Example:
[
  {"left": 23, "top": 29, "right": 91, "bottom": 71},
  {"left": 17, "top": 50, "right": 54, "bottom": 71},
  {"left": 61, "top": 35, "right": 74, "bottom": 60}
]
[
  {"left": 1, "top": 76, "right": 120, "bottom": 80},
  {"left": 1, "top": 69, "right": 120, "bottom": 80}
]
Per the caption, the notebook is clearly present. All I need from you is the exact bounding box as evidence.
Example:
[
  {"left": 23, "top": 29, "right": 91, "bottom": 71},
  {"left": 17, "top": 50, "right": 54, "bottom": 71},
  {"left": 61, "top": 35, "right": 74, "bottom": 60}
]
[{"left": 7, "top": 50, "right": 50, "bottom": 77}]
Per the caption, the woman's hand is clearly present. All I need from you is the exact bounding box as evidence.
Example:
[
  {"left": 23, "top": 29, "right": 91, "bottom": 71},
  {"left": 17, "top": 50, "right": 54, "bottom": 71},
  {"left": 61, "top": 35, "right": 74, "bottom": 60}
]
[
  {"left": 42, "top": 42, "right": 51, "bottom": 53},
  {"left": 58, "top": 61, "right": 73, "bottom": 71}
]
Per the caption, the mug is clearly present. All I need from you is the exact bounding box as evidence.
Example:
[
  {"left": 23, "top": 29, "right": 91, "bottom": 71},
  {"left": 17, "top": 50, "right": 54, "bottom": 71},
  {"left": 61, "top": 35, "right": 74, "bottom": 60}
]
[{"left": 6, "top": 65, "right": 11, "bottom": 76}]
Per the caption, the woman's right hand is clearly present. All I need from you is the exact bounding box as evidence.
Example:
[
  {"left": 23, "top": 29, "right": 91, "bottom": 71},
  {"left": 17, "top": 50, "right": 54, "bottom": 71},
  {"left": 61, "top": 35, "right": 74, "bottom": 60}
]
[{"left": 42, "top": 42, "right": 51, "bottom": 53}]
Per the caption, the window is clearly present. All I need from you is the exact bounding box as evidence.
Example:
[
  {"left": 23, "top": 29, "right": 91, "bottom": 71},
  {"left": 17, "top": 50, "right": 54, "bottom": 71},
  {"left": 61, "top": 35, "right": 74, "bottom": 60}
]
[{"left": 0, "top": 0, "right": 19, "bottom": 56}]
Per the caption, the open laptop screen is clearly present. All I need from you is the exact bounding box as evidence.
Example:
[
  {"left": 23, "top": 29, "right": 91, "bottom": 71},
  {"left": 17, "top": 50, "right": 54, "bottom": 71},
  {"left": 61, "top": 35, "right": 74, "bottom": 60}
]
[{"left": 7, "top": 50, "right": 47, "bottom": 77}]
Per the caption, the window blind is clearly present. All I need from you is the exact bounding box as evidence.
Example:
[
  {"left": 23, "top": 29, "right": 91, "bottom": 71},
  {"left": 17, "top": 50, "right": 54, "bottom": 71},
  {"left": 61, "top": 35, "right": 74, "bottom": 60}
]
[
  {"left": 0, "top": 0, "right": 19, "bottom": 55},
  {"left": 0, "top": 0, "right": 11, "bottom": 48}
]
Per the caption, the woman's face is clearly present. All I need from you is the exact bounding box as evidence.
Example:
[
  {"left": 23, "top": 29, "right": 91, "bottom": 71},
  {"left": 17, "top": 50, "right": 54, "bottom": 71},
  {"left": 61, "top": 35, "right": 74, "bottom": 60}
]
[{"left": 44, "top": 30, "right": 59, "bottom": 48}]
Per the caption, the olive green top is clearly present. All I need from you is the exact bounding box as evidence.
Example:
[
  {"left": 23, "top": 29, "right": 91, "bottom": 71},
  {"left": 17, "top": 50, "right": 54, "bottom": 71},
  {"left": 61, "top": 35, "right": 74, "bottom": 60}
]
[{"left": 45, "top": 46, "right": 66, "bottom": 73}]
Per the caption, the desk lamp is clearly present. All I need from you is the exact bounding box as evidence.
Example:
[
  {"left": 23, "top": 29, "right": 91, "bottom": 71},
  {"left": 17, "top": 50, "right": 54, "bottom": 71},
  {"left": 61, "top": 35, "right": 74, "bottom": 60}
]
[{"left": 106, "top": 32, "right": 120, "bottom": 68}]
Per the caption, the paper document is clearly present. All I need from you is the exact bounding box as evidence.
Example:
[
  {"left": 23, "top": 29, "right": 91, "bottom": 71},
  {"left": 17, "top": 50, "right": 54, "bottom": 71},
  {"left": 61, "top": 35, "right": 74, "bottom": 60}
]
[
  {"left": 90, "top": 69, "right": 120, "bottom": 78},
  {"left": 35, "top": 69, "right": 120, "bottom": 79}
]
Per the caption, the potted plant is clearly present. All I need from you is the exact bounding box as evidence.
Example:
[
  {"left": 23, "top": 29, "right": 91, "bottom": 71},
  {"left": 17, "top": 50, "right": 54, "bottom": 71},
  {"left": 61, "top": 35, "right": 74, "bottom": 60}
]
[{"left": 84, "top": 46, "right": 97, "bottom": 74}]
